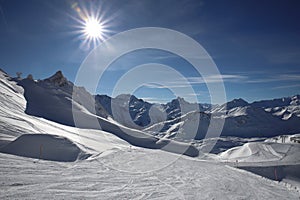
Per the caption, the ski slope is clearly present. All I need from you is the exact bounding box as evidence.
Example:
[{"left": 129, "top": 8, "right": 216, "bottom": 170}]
[
  {"left": 1, "top": 148, "right": 300, "bottom": 199},
  {"left": 0, "top": 70, "right": 299, "bottom": 199}
]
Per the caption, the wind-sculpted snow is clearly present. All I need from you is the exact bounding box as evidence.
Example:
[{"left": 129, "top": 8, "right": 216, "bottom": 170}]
[{"left": 0, "top": 134, "right": 90, "bottom": 162}]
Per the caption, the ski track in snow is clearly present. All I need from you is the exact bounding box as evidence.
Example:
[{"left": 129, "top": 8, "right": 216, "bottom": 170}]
[{"left": 1, "top": 149, "right": 300, "bottom": 199}]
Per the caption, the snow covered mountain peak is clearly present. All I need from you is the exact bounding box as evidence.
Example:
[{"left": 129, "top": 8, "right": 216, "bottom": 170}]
[
  {"left": 215, "top": 98, "right": 249, "bottom": 112},
  {"left": 291, "top": 95, "right": 300, "bottom": 105}
]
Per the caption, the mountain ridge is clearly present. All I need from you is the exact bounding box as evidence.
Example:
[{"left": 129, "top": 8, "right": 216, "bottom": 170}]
[
  {"left": 0, "top": 69, "right": 200, "bottom": 157},
  {"left": 2, "top": 69, "right": 300, "bottom": 140},
  {"left": 5, "top": 69, "right": 300, "bottom": 109}
]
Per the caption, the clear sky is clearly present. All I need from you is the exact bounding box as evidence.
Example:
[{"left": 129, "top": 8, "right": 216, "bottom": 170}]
[{"left": 0, "top": 0, "right": 299, "bottom": 104}]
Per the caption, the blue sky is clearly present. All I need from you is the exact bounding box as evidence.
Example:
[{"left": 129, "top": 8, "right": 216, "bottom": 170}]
[{"left": 0, "top": 0, "right": 299, "bottom": 104}]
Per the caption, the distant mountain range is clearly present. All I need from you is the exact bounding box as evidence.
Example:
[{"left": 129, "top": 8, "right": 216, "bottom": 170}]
[
  {"left": 5, "top": 70, "right": 300, "bottom": 140},
  {"left": 0, "top": 69, "right": 199, "bottom": 157}
]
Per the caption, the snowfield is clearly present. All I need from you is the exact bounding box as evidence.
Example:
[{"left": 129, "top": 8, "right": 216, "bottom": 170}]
[
  {"left": 219, "top": 141, "right": 300, "bottom": 164},
  {"left": 1, "top": 148, "right": 300, "bottom": 199},
  {"left": 0, "top": 134, "right": 91, "bottom": 162},
  {"left": 0, "top": 70, "right": 300, "bottom": 199}
]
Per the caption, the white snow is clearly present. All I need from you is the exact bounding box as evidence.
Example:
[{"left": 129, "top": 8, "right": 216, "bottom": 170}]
[
  {"left": 219, "top": 139, "right": 300, "bottom": 165},
  {"left": 0, "top": 70, "right": 299, "bottom": 199},
  {"left": 1, "top": 134, "right": 90, "bottom": 162},
  {"left": 0, "top": 148, "right": 299, "bottom": 199}
]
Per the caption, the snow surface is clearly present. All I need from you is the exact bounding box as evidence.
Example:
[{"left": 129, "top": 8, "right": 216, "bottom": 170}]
[
  {"left": 1, "top": 148, "right": 299, "bottom": 199},
  {"left": 216, "top": 137, "right": 300, "bottom": 188},
  {"left": 146, "top": 102, "right": 300, "bottom": 139},
  {"left": 15, "top": 71, "right": 199, "bottom": 157},
  {"left": 12, "top": 70, "right": 300, "bottom": 141},
  {"left": 0, "top": 134, "right": 90, "bottom": 162},
  {"left": 219, "top": 140, "right": 300, "bottom": 164},
  {"left": 0, "top": 70, "right": 129, "bottom": 154},
  {"left": 0, "top": 70, "right": 300, "bottom": 199}
]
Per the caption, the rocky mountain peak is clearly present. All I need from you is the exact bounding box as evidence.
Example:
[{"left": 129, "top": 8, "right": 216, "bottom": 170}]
[
  {"left": 224, "top": 98, "right": 249, "bottom": 110},
  {"left": 44, "top": 70, "right": 68, "bottom": 86}
]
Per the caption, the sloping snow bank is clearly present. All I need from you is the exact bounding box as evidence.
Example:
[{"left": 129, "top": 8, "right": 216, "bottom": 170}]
[
  {"left": 219, "top": 141, "right": 300, "bottom": 164},
  {"left": 218, "top": 140, "right": 300, "bottom": 186},
  {"left": 0, "top": 134, "right": 90, "bottom": 162}
]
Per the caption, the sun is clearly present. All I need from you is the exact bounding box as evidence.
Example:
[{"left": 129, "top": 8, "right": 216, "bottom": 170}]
[
  {"left": 77, "top": 14, "right": 109, "bottom": 48},
  {"left": 71, "top": 1, "right": 112, "bottom": 48},
  {"left": 84, "top": 18, "right": 104, "bottom": 39}
]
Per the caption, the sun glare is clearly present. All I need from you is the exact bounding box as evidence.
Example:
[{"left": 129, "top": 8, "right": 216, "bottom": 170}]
[
  {"left": 84, "top": 18, "right": 103, "bottom": 39},
  {"left": 71, "top": 1, "right": 112, "bottom": 48}
]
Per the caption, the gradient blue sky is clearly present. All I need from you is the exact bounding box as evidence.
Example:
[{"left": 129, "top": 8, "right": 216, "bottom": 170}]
[{"left": 0, "top": 0, "right": 299, "bottom": 104}]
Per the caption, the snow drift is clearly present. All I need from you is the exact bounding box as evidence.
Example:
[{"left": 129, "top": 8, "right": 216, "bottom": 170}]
[{"left": 0, "top": 134, "right": 90, "bottom": 162}]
